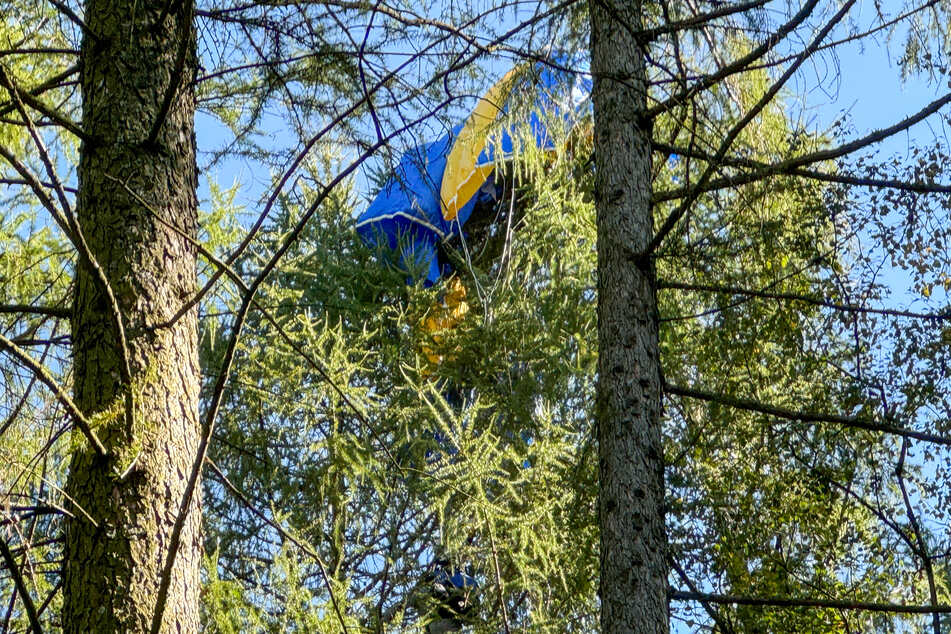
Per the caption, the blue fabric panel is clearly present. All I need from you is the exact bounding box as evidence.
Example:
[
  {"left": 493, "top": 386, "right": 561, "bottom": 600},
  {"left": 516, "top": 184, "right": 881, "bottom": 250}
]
[
  {"left": 357, "top": 55, "right": 592, "bottom": 285},
  {"left": 356, "top": 127, "right": 483, "bottom": 285}
]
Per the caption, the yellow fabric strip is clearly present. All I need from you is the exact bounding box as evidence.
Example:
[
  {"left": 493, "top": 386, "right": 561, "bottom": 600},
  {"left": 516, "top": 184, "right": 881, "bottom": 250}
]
[{"left": 440, "top": 65, "right": 522, "bottom": 221}]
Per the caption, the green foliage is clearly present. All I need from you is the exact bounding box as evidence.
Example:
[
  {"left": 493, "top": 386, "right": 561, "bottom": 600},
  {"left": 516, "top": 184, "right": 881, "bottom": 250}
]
[
  {"left": 0, "top": 207, "right": 72, "bottom": 632},
  {"left": 0, "top": 0, "right": 79, "bottom": 160},
  {"left": 0, "top": 6, "right": 79, "bottom": 607},
  {"left": 652, "top": 49, "right": 928, "bottom": 633},
  {"left": 2, "top": 2, "right": 950, "bottom": 632},
  {"left": 198, "top": 126, "right": 602, "bottom": 630},
  {"left": 199, "top": 64, "right": 931, "bottom": 631}
]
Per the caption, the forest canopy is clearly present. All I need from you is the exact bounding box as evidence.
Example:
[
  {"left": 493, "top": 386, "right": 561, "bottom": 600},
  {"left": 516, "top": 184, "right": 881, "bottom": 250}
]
[{"left": 2, "top": 0, "right": 951, "bottom": 632}]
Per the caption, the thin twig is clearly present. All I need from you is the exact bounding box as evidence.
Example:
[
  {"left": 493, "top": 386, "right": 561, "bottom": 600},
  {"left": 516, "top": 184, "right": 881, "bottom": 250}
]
[
  {"left": 0, "top": 333, "right": 107, "bottom": 457},
  {"left": 665, "top": 383, "right": 951, "bottom": 447},
  {"left": 206, "top": 459, "right": 349, "bottom": 630},
  {"left": 670, "top": 589, "right": 951, "bottom": 613},
  {"left": 0, "top": 533, "right": 42, "bottom": 633}
]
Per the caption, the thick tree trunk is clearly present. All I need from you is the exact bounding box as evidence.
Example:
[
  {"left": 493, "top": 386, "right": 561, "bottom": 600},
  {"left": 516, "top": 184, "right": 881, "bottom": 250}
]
[
  {"left": 64, "top": 0, "right": 201, "bottom": 630},
  {"left": 590, "top": 1, "right": 668, "bottom": 632}
]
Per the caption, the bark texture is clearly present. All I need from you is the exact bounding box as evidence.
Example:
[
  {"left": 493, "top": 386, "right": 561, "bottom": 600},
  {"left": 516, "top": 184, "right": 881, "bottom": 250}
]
[
  {"left": 64, "top": 0, "right": 201, "bottom": 629},
  {"left": 590, "top": 1, "right": 669, "bottom": 632}
]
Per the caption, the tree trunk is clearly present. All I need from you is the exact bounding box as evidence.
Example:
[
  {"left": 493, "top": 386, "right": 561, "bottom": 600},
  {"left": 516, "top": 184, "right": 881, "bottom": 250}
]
[
  {"left": 590, "top": 1, "right": 668, "bottom": 632},
  {"left": 63, "top": 0, "right": 201, "bottom": 630}
]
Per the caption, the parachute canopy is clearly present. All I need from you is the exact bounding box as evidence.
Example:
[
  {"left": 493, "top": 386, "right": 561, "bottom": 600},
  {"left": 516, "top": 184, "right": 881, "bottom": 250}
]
[{"left": 356, "top": 58, "right": 591, "bottom": 284}]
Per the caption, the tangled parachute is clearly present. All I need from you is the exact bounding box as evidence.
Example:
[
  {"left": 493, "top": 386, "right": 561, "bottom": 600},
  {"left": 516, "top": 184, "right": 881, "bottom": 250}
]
[{"left": 356, "top": 58, "right": 591, "bottom": 285}]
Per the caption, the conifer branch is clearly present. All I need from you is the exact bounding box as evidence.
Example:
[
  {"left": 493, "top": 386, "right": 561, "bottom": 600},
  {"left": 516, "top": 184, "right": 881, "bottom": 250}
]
[
  {"left": 665, "top": 383, "right": 951, "bottom": 447},
  {"left": 647, "top": 0, "right": 820, "bottom": 118},
  {"left": 652, "top": 90, "right": 951, "bottom": 208},
  {"left": 639, "top": 0, "right": 770, "bottom": 41},
  {"left": 0, "top": 304, "right": 71, "bottom": 319},
  {"left": 0, "top": 63, "right": 80, "bottom": 120},
  {"left": 658, "top": 281, "right": 950, "bottom": 321},
  {"left": 205, "top": 459, "right": 349, "bottom": 632},
  {"left": 0, "top": 65, "right": 87, "bottom": 141},
  {"left": 173, "top": 0, "right": 582, "bottom": 332},
  {"left": 648, "top": 0, "right": 858, "bottom": 255},
  {"left": 484, "top": 512, "right": 512, "bottom": 634},
  {"left": 0, "top": 64, "right": 133, "bottom": 389},
  {"left": 669, "top": 589, "right": 951, "bottom": 614}
]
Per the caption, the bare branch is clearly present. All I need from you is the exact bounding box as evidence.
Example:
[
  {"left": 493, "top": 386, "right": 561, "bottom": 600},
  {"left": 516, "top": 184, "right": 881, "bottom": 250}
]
[
  {"left": 0, "top": 178, "right": 78, "bottom": 193},
  {"left": 0, "top": 142, "right": 74, "bottom": 241},
  {"left": 665, "top": 383, "right": 951, "bottom": 447},
  {"left": 658, "top": 281, "right": 951, "bottom": 321},
  {"left": 653, "top": 141, "right": 951, "bottom": 199},
  {"left": 0, "top": 332, "right": 107, "bottom": 457},
  {"left": 670, "top": 590, "right": 951, "bottom": 614},
  {"left": 654, "top": 91, "right": 951, "bottom": 205},
  {"left": 0, "top": 527, "right": 44, "bottom": 633},
  {"left": 44, "top": 0, "right": 99, "bottom": 41},
  {"left": 896, "top": 440, "right": 942, "bottom": 634}
]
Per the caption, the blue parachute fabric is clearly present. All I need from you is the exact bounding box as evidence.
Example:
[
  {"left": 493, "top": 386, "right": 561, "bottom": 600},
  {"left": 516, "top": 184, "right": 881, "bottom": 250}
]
[
  {"left": 433, "top": 566, "right": 478, "bottom": 590},
  {"left": 356, "top": 127, "right": 488, "bottom": 285},
  {"left": 357, "top": 56, "right": 591, "bottom": 285},
  {"left": 474, "top": 60, "right": 591, "bottom": 168},
  {"left": 528, "top": 59, "right": 593, "bottom": 149}
]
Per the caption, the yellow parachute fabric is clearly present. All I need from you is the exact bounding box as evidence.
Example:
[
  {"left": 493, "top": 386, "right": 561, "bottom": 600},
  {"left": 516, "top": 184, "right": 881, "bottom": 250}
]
[
  {"left": 439, "top": 66, "right": 522, "bottom": 221},
  {"left": 420, "top": 277, "right": 470, "bottom": 368}
]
